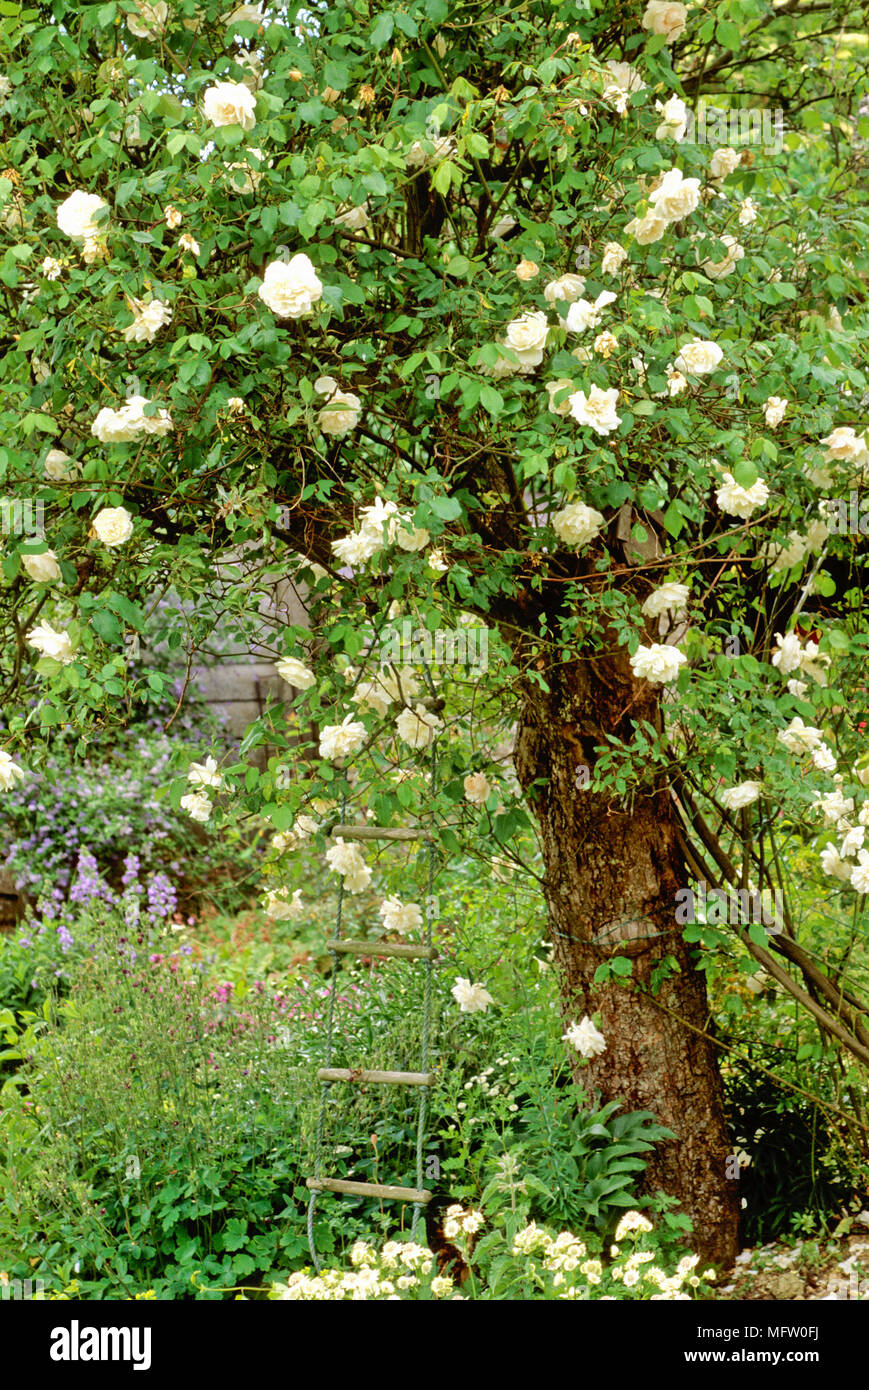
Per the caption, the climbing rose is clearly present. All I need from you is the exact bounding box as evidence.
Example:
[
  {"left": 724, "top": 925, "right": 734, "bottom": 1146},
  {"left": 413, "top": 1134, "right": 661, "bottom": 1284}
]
[
  {"left": 180, "top": 791, "right": 212, "bottom": 823},
  {"left": 543, "top": 273, "right": 586, "bottom": 305},
  {"left": 26, "top": 621, "right": 74, "bottom": 664},
  {"left": 563, "top": 1016, "right": 606, "bottom": 1058},
  {"left": 123, "top": 297, "right": 172, "bottom": 343},
  {"left": 21, "top": 550, "right": 62, "bottom": 583},
  {"left": 647, "top": 167, "right": 701, "bottom": 222},
  {"left": 552, "top": 501, "right": 605, "bottom": 547},
  {"left": 56, "top": 190, "right": 108, "bottom": 241},
  {"left": 187, "top": 756, "right": 222, "bottom": 789},
  {"left": 126, "top": 0, "right": 168, "bottom": 37},
  {"left": 502, "top": 311, "right": 549, "bottom": 372},
  {"left": 568, "top": 385, "right": 621, "bottom": 435},
  {"left": 641, "top": 0, "right": 687, "bottom": 42},
  {"left": 319, "top": 715, "right": 367, "bottom": 759},
  {"left": 314, "top": 377, "right": 362, "bottom": 436},
  {"left": 673, "top": 339, "right": 723, "bottom": 375},
  {"left": 379, "top": 896, "right": 424, "bottom": 934},
  {"left": 764, "top": 396, "right": 788, "bottom": 428},
  {"left": 709, "top": 147, "right": 741, "bottom": 179},
  {"left": 715, "top": 472, "right": 770, "bottom": 519},
  {"left": 258, "top": 255, "right": 323, "bottom": 319},
  {"left": 396, "top": 704, "right": 442, "bottom": 749},
  {"left": 202, "top": 80, "right": 257, "bottom": 129},
  {"left": 93, "top": 506, "right": 134, "bottom": 546},
  {"left": 601, "top": 241, "right": 628, "bottom": 273},
  {"left": 0, "top": 749, "right": 25, "bottom": 791},
  {"left": 630, "top": 643, "right": 687, "bottom": 684},
  {"left": 719, "top": 782, "right": 762, "bottom": 811},
  {"left": 451, "top": 977, "right": 495, "bottom": 1013},
  {"left": 264, "top": 887, "right": 304, "bottom": 919},
  {"left": 463, "top": 772, "right": 492, "bottom": 805},
  {"left": 641, "top": 583, "right": 689, "bottom": 618},
  {"left": 44, "top": 448, "right": 77, "bottom": 482},
  {"left": 276, "top": 655, "right": 316, "bottom": 689}
]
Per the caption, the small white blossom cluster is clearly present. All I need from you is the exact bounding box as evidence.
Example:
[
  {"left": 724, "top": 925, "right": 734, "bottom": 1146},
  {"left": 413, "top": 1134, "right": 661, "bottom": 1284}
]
[
  {"left": 180, "top": 755, "right": 222, "bottom": 823},
  {"left": 91, "top": 395, "right": 172, "bottom": 444},
  {"left": 331, "top": 496, "right": 430, "bottom": 568},
  {"left": 271, "top": 1239, "right": 457, "bottom": 1301}
]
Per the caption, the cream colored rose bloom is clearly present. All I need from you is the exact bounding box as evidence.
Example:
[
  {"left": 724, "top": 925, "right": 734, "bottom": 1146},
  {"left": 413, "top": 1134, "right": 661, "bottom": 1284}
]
[
  {"left": 203, "top": 81, "right": 257, "bottom": 130},
  {"left": 258, "top": 255, "right": 323, "bottom": 319},
  {"left": 701, "top": 234, "right": 744, "bottom": 280},
  {"left": 123, "top": 297, "right": 172, "bottom": 344},
  {"left": 543, "top": 272, "right": 585, "bottom": 305},
  {"left": 178, "top": 232, "right": 200, "bottom": 255},
  {"left": 180, "top": 791, "right": 212, "bottom": 823},
  {"left": 820, "top": 426, "right": 868, "bottom": 463},
  {"left": 715, "top": 472, "right": 770, "bottom": 519},
  {"left": 313, "top": 376, "right": 362, "bottom": 435},
  {"left": 552, "top": 501, "right": 605, "bottom": 547},
  {"left": 126, "top": 0, "right": 169, "bottom": 38},
  {"left": 642, "top": 582, "right": 689, "bottom": 618},
  {"left": 276, "top": 655, "right": 316, "bottom": 689},
  {"left": 654, "top": 94, "right": 689, "bottom": 141},
  {"left": 764, "top": 396, "right": 787, "bottom": 428},
  {"left": 673, "top": 339, "right": 723, "bottom": 374},
  {"left": 22, "top": 550, "right": 62, "bottom": 583},
  {"left": 546, "top": 379, "right": 575, "bottom": 416},
  {"left": 568, "top": 385, "right": 621, "bottom": 435},
  {"left": 709, "top": 147, "right": 741, "bottom": 179},
  {"left": 56, "top": 190, "right": 108, "bottom": 241},
  {"left": 0, "top": 749, "right": 25, "bottom": 791},
  {"left": 463, "top": 772, "right": 492, "bottom": 805},
  {"left": 334, "top": 202, "right": 370, "bottom": 231},
  {"left": 515, "top": 259, "right": 539, "bottom": 281},
  {"left": 648, "top": 167, "right": 701, "bottom": 222},
  {"left": 594, "top": 331, "right": 618, "bottom": 358},
  {"left": 165, "top": 205, "right": 182, "bottom": 229},
  {"left": 624, "top": 210, "right": 668, "bottom": 245},
  {"left": 630, "top": 643, "right": 687, "bottom": 684},
  {"left": 503, "top": 310, "right": 549, "bottom": 372},
  {"left": 601, "top": 242, "right": 628, "bottom": 274},
  {"left": 395, "top": 704, "right": 443, "bottom": 749},
  {"left": 44, "top": 448, "right": 77, "bottom": 481},
  {"left": 641, "top": 0, "right": 687, "bottom": 42},
  {"left": 26, "top": 621, "right": 74, "bottom": 664},
  {"left": 93, "top": 506, "right": 134, "bottom": 546}
]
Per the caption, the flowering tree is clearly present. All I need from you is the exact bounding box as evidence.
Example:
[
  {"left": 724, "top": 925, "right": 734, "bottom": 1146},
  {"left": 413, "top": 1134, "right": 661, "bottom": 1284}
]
[{"left": 2, "top": 0, "right": 869, "bottom": 1263}]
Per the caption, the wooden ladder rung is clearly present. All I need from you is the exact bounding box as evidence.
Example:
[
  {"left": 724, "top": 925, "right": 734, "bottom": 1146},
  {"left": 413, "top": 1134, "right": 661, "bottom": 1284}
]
[
  {"left": 317, "top": 1068, "right": 434, "bottom": 1086},
  {"left": 306, "top": 1177, "right": 432, "bottom": 1204},
  {"left": 326, "top": 938, "right": 439, "bottom": 961},
  {"left": 329, "top": 824, "right": 433, "bottom": 842}
]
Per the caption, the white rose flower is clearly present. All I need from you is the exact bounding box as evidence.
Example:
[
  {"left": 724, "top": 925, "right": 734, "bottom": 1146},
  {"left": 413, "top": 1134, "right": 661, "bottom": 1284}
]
[
  {"left": 396, "top": 704, "right": 443, "bottom": 749},
  {"left": 258, "top": 254, "right": 323, "bottom": 319},
  {"left": 395, "top": 523, "right": 430, "bottom": 551},
  {"left": 564, "top": 290, "right": 617, "bottom": 334},
  {"left": 701, "top": 234, "right": 744, "bottom": 280},
  {"left": 427, "top": 548, "right": 449, "bottom": 572},
  {"left": 319, "top": 715, "right": 367, "bottom": 759},
  {"left": 594, "top": 330, "right": 618, "bottom": 358},
  {"left": 601, "top": 241, "right": 628, "bottom": 274},
  {"left": 313, "top": 376, "right": 362, "bottom": 435},
  {"left": 715, "top": 472, "right": 769, "bottom": 519},
  {"left": 226, "top": 396, "right": 245, "bottom": 416},
  {"left": 93, "top": 506, "right": 134, "bottom": 546},
  {"left": 648, "top": 167, "right": 701, "bottom": 222},
  {"left": 0, "top": 749, "right": 25, "bottom": 791},
  {"left": 515, "top": 259, "right": 539, "bottom": 281},
  {"left": 719, "top": 781, "right": 762, "bottom": 811},
  {"left": 56, "top": 190, "right": 108, "bottom": 241},
  {"left": 123, "top": 296, "right": 172, "bottom": 344},
  {"left": 334, "top": 202, "right": 370, "bottom": 232},
  {"left": 21, "top": 550, "right": 62, "bottom": 583},
  {"left": 331, "top": 530, "right": 382, "bottom": 567},
  {"left": 602, "top": 61, "right": 646, "bottom": 114},
  {"left": 777, "top": 716, "right": 824, "bottom": 753},
  {"left": 178, "top": 232, "right": 200, "bottom": 255},
  {"left": 770, "top": 631, "right": 804, "bottom": 676},
  {"left": 709, "top": 147, "right": 741, "bottom": 180},
  {"left": 665, "top": 364, "right": 688, "bottom": 396},
  {"left": 642, "top": 0, "right": 687, "bottom": 41},
  {"left": 325, "top": 838, "right": 371, "bottom": 893},
  {"left": 180, "top": 791, "right": 212, "bottom": 823},
  {"left": 405, "top": 135, "right": 455, "bottom": 168},
  {"left": 552, "top": 501, "right": 605, "bottom": 548},
  {"left": 202, "top": 80, "right": 257, "bottom": 130},
  {"left": 91, "top": 397, "right": 171, "bottom": 444},
  {"left": 654, "top": 95, "right": 689, "bottom": 141},
  {"left": 379, "top": 896, "right": 424, "bottom": 935},
  {"left": 820, "top": 426, "right": 868, "bottom": 464},
  {"left": 812, "top": 742, "right": 837, "bottom": 773},
  {"left": 263, "top": 887, "right": 304, "bottom": 920},
  {"left": 738, "top": 197, "right": 759, "bottom": 226},
  {"left": 451, "top": 977, "right": 494, "bottom": 1014},
  {"left": 839, "top": 825, "right": 865, "bottom": 858},
  {"left": 630, "top": 643, "right": 687, "bottom": 684},
  {"left": 568, "top": 384, "right": 621, "bottom": 435},
  {"left": 27, "top": 621, "right": 74, "bottom": 664},
  {"left": 849, "top": 850, "right": 869, "bottom": 894},
  {"left": 821, "top": 845, "right": 853, "bottom": 881},
  {"left": 624, "top": 209, "right": 669, "bottom": 245},
  {"left": 44, "top": 448, "right": 77, "bottom": 481},
  {"left": 276, "top": 655, "right": 316, "bottom": 689},
  {"left": 187, "top": 755, "right": 222, "bottom": 789},
  {"left": 165, "top": 205, "right": 183, "bottom": 229},
  {"left": 543, "top": 273, "right": 586, "bottom": 305},
  {"left": 764, "top": 396, "right": 787, "bottom": 428},
  {"left": 463, "top": 772, "right": 492, "bottom": 805},
  {"left": 673, "top": 339, "right": 723, "bottom": 375},
  {"left": 41, "top": 255, "right": 63, "bottom": 280},
  {"left": 126, "top": 0, "right": 168, "bottom": 38},
  {"left": 641, "top": 582, "right": 689, "bottom": 618},
  {"left": 546, "top": 379, "right": 575, "bottom": 416},
  {"left": 563, "top": 1016, "right": 606, "bottom": 1058},
  {"left": 502, "top": 310, "right": 549, "bottom": 372}
]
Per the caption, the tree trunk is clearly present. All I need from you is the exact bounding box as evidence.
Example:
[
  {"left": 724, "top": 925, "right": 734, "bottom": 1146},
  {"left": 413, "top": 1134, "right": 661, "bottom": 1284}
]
[{"left": 513, "top": 648, "right": 740, "bottom": 1268}]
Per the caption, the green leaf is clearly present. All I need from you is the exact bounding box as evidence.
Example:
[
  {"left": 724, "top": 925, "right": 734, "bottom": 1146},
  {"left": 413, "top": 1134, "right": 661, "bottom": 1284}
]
[
  {"left": 731, "top": 459, "right": 758, "bottom": 489},
  {"left": 370, "top": 11, "right": 394, "bottom": 48}
]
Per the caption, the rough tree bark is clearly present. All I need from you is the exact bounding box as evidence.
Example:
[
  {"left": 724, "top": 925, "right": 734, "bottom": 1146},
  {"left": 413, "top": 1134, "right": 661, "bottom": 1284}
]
[{"left": 513, "top": 645, "right": 741, "bottom": 1267}]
